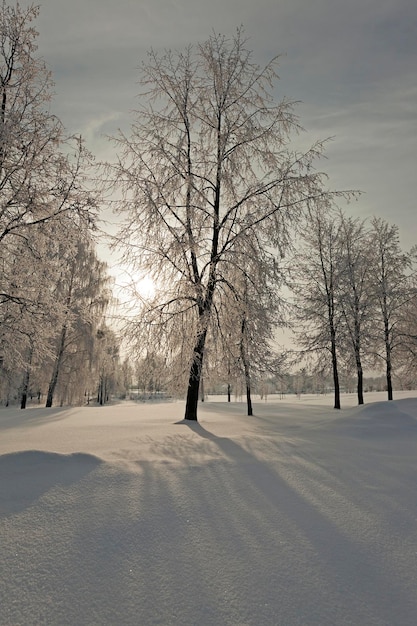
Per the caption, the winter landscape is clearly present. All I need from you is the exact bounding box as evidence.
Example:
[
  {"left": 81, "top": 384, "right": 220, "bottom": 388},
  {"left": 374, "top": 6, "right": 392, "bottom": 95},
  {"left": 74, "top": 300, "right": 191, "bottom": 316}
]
[
  {"left": 1, "top": 2, "right": 417, "bottom": 624},
  {"left": 2, "top": 391, "right": 417, "bottom": 625}
]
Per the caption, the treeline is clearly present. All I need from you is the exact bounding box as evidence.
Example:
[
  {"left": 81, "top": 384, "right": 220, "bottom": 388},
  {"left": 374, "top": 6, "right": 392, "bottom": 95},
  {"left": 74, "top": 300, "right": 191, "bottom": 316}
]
[
  {"left": 1, "top": 5, "right": 416, "bottom": 415},
  {"left": 291, "top": 208, "right": 416, "bottom": 408},
  {"left": 0, "top": 4, "right": 115, "bottom": 407}
]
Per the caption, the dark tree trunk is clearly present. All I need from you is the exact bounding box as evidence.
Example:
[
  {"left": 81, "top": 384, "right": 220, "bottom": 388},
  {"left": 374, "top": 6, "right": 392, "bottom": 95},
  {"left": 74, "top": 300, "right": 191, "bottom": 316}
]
[
  {"left": 46, "top": 268, "right": 74, "bottom": 408},
  {"left": 184, "top": 327, "right": 207, "bottom": 421},
  {"left": 20, "top": 371, "right": 29, "bottom": 409},
  {"left": 227, "top": 383, "right": 231, "bottom": 402},
  {"left": 21, "top": 347, "right": 33, "bottom": 409},
  {"left": 384, "top": 322, "right": 393, "bottom": 401},
  {"left": 386, "top": 358, "right": 393, "bottom": 401},
  {"left": 357, "top": 362, "right": 364, "bottom": 405},
  {"left": 240, "top": 314, "right": 253, "bottom": 416},
  {"left": 98, "top": 376, "right": 105, "bottom": 405},
  {"left": 331, "top": 336, "right": 341, "bottom": 410},
  {"left": 46, "top": 324, "right": 67, "bottom": 407},
  {"left": 246, "top": 383, "right": 253, "bottom": 416}
]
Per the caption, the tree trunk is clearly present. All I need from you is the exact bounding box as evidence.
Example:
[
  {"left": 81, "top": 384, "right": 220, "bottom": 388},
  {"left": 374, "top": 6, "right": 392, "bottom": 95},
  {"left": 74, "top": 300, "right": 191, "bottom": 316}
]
[
  {"left": 46, "top": 267, "right": 74, "bottom": 408},
  {"left": 386, "top": 356, "right": 393, "bottom": 401},
  {"left": 246, "top": 383, "right": 253, "bottom": 416},
  {"left": 46, "top": 324, "right": 67, "bottom": 407},
  {"left": 240, "top": 314, "right": 253, "bottom": 416},
  {"left": 227, "top": 383, "right": 231, "bottom": 402},
  {"left": 98, "top": 376, "right": 105, "bottom": 405},
  {"left": 384, "top": 322, "right": 393, "bottom": 401},
  {"left": 21, "top": 346, "right": 34, "bottom": 409},
  {"left": 331, "top": 336, "right": 341, "bottom": 409},
  {"left": 355, "top": 354, "right": 364, "bottom": 405},
  {"left": 184, "top": 327, "right": 207, "bottom": 421},
  {"left": 357, "top": 364, "right": 364, "bottom": 405},
  {"left": 20, "top": 369, "right": 30, "bottom": 409}
]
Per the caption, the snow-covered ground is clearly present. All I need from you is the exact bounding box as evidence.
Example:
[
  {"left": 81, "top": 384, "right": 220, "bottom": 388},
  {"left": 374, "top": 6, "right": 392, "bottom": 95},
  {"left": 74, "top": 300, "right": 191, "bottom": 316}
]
[{"left": 2, "top": 391, "right": 417, "bottom": 625}]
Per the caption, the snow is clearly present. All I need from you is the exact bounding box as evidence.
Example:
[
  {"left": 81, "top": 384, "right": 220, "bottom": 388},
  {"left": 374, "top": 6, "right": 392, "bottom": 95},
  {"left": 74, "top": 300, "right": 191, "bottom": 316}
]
[{"left": 1, "top": 392, "right": 417, "bottom": 625}]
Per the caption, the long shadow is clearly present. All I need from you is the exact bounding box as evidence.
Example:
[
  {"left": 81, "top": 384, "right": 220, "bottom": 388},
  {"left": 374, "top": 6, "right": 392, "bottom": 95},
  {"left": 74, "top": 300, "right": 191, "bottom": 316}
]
[
  {"left": 180, "top": 420, "right": 417, "bottom": 624},
  {"left": 0, "top": 406, "right": 77, "bottom": 430},
  {"left": 198, "top": 399, "right": 336, "bottom": 426},
  {"left": 0, "top": 450, "right": 102, "bottom": 517},
  {"left": 0, "top": 398, "right": 137, "bottom": 431}
]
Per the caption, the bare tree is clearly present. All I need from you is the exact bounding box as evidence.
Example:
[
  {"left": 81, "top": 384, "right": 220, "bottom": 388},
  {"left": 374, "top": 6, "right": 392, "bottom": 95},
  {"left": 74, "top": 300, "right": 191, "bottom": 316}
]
[
  {"left": 368, "top": 218, "right": 415, "bottom": 401},
  {"left": 112, "top": 29, "right": 344, "bottom": 420},
  {"left": 0, "top": 3, "right": 104, "bottom": 406},
  {"left": 396, "top": 273, "right": 417, "bottom": 388},
  {"left": 0, "top": 4, "right": 97, "bottom": 240},
  {"left": 338, "top": 213, "right": 372, "bottom": 405},
  {"left": 291, "top": 204, "right": 345, "bottom": 409},
  {"left": 212, "top": 227, "right": 285, "bottom": 414},
  {"left": 45, "top": 236, "right": 111, "bottom": 407}
]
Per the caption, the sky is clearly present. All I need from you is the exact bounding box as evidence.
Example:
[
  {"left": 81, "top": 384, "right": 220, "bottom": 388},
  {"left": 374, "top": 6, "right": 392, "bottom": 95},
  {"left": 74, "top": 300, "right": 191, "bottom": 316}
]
[{"left": 23, "top": 0, "right": 416, "bottom": 250}]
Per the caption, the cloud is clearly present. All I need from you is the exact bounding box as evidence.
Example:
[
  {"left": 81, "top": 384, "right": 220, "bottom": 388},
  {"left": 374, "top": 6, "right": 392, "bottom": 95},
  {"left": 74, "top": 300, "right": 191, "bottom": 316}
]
[{"left": 16, "top": 0, "right": 416, "bottom": 249}]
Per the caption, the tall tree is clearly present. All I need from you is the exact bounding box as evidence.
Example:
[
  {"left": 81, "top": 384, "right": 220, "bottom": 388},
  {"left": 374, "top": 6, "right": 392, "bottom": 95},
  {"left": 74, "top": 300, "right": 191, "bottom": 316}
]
[
  {"left": 0, "top": 3, "right": 97, "bottom": 306},
  {"left": 45, "top": 235, "right": 111, "bottom": 407},
  {"left": 368, "top": 218, "right": 414, "bottom": 400},
  {"left": 291, "top": 204, "right": 345, "bottom": 409},
  {"left": 338, "top": 213, "right": 372, "bottom": 405},
  {"left": 112, "top": 29, "right": 344, "bottom": 421},
  {"left": 213, "top": 227, "right": 285, "bottom": 415},
  {"left": 396, "top": 273, "right": 417, "bottom": 388}
]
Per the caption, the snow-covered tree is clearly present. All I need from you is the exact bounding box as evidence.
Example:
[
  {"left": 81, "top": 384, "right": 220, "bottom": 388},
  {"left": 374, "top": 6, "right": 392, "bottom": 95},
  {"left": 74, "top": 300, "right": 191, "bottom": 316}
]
[
  {"left": 209, "top": 226, "right": 285, "bottom": 414},
  {"left": 291, "top": 203, "right": 345, "bottom": 409},
  {"left": 45, "top": 235, "right": 111, "bottom": 407},
  {"left": 337, "top": 213, "right": 372, "bottom": 405},
  {"left": 0, "top": 3, "right": 104, "bottom": 407},
  {"left": 367, "top": 218, "right": 415, "bottom": 400},
  {"left": 111, "top": 29, "right": 345, "bottom": 421},
  {"left": 0, "top": 3, "right": 97, "bottom": 246}
]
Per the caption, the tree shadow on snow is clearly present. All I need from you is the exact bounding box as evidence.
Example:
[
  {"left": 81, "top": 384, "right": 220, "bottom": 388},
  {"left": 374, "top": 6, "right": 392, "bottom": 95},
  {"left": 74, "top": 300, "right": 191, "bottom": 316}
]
[
  {"left": 0, "top": 405, "right": 77, "bottom": 430},
  {"left": 0, "top": 450, "right": 102, "bottom": 517},
  {"left": 178, "top": 420, "right": 417, "bottom": 624}
]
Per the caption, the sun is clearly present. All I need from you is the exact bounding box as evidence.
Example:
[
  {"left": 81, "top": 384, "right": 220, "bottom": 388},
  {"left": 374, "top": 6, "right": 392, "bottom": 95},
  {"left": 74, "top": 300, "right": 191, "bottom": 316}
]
[
  {"left": 135, "top": 275, "right": 156, "bottom": 300},
  {"left": 109, "top": 265, "right": 156, "bottom": 306}
]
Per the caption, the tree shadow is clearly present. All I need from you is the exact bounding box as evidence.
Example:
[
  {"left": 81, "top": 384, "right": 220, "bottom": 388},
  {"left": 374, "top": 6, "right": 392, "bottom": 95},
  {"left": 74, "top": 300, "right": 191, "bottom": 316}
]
[
  {"left": 178, "top": 420, "right": 417, "bottom": 623},
  {"left": 0, "top": 406, "right": 78, "bottom": 430}
]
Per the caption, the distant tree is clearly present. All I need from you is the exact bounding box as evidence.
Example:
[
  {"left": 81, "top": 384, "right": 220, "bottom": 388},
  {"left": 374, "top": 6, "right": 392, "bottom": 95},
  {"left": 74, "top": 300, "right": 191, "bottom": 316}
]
[
  {"left": 396, "top": 274, "right": 417, "bottom": 388},
  {"left": 338, "top": 213, "right": 372, "bottom": 405},
  {"left": 212, "top": 228, "right": 285, "bottom": 415},
  {"left": 111, "top": 29, "right": 346, "bottom": 420},
  {"left": 94, "top": 326, "right": 120, "bottom": 405},
  {"left": 367, "top": 218, "right": 415, "bottom": 400},
  {"left": 291, "top": 203, "right": 345, "bottom": 409},
  {"left": 45, "top": 235, "right": 111, "bottom": 407}
]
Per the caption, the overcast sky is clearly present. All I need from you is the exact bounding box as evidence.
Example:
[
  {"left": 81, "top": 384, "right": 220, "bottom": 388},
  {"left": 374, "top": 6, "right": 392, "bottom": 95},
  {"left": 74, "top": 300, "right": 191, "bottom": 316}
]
[{"left": 24, "top": 0, "right": 417, "bottom": 249}]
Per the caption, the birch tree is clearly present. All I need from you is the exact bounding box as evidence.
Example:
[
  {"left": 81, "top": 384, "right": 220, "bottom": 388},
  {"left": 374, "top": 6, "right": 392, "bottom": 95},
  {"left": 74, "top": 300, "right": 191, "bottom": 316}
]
[
  {"left": 368, "top": 218, "right": 414, "bottom": 400},
  {"left": 45, "top": 236, "right": 111, "bottom": 407},
  {"left": 291, "top": 204, "right": 344, "bottom": 409},
  {"left": 338, "top": 213, "right": 372, "bottom": 405},
  {"left": 396, "top": 274, "right": 417, "bottom": 387},
  {"left": 212, "top": 228, "right": 285, "bottom": 414},
  {"left": 0, "top": 2, "right": 97, "bottom": 309},
  {"left": 112, "top": 29, "right": 345, "bottom": 421}
]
